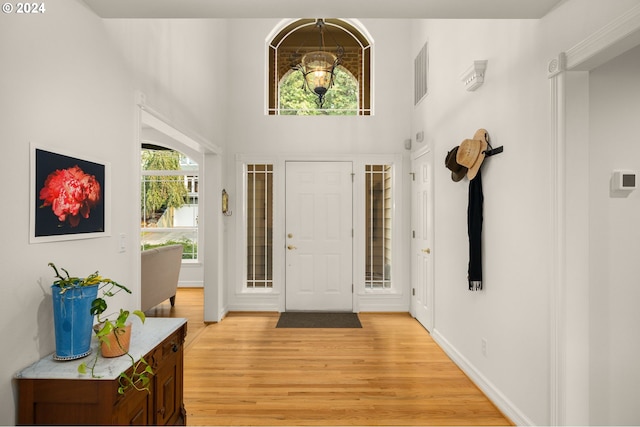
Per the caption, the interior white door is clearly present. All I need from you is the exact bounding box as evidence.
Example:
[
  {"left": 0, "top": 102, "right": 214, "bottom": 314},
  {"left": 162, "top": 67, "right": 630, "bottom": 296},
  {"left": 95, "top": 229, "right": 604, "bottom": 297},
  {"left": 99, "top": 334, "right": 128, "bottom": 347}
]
[
  {"left": 411, "top": 149, "right": 434, "bottom": 331},
  {"left": 285, "top": 161, "right": 353, "bottom": 311}
]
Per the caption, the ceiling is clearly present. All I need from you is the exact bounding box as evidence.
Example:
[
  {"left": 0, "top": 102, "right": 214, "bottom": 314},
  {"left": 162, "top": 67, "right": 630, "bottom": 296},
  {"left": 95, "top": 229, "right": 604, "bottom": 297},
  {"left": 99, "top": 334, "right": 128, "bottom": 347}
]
[{"left": 82, "top": 0, "right": 566, "bottom": 19}]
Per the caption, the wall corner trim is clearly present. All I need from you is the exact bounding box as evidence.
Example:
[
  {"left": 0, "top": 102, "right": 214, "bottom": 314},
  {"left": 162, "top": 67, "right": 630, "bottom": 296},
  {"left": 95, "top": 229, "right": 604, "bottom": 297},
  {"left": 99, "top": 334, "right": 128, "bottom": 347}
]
[
  {"left": 565, "top": 4, "right": 640, "bottom": 71},
  {"left": 138, "top": 93, "right": 222, "bottom": 155}
]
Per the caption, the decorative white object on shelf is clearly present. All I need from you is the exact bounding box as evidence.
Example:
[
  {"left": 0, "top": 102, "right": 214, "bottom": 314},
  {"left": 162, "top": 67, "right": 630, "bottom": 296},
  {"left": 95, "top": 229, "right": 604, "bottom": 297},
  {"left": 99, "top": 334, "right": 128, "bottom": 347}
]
[{"left": 460, "top": 60, "right": 488, "bottom": 91}]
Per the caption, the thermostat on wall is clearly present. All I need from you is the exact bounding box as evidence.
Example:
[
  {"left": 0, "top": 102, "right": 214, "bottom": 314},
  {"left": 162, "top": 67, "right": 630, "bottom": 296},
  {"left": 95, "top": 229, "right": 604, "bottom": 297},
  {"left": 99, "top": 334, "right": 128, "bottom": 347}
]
[{"left": 612, "top": 170, "right": 636, "bottom": 191}]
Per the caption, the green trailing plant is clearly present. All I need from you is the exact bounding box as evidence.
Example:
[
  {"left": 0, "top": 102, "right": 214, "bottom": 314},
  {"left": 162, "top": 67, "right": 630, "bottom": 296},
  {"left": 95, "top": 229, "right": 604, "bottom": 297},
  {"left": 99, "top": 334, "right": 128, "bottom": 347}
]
[
  {"left": 80, "top": 307, "right": 154, "bottom": 395},
  {"left": 48, "top": 263, "right": 154, "bottom": 394},
  {"left": 49, "top": 262, "right": 121, "bottom": 293}
]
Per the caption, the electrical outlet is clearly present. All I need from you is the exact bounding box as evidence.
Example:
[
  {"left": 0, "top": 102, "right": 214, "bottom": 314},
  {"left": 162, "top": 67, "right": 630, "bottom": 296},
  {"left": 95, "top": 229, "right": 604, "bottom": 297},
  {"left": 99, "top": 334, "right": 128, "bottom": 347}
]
[{"left": 481, "top": 338, "right": 488, "bottom": 357}]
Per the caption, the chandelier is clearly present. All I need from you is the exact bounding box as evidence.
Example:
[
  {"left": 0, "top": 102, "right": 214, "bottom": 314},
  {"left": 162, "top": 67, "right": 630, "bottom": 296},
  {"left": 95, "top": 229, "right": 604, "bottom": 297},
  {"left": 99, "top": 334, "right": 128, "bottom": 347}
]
[{"left": 291, "top": 19, "right": 344, "bottom": 108}]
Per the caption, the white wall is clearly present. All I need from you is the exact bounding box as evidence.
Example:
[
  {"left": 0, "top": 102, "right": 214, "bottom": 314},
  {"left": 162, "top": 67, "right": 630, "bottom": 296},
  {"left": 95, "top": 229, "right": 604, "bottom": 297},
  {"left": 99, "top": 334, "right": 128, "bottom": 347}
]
[
  {"left": 540, "top": 0, "right": 640, "bottom": 55},
  {"left": 225, "top": 19, "right": 412, "bottom": 155},
  {"left": 589, "top": 44, "right": 640, "bottom": 426},
  {"left": 222, "top": 19, "right": 414, "bottom": 312},
  {"left": 0, "top": 2, "right": 137, "bottom": 424},
  {"left": 1, "top": 2, "right": 228, "bottom": 422},
  {"left": 103, "top": 19, "right": 229, "bottom": 291},
  {"left": 410, "top": 18, "right": 551, "bottom": 425},
  {"left": 410, "top": 1, "right": 640, "bottom": 424},
  {"left": 543, "top": 1, "right": 640, "bottom": 424},
  {"left": 103, "top": 19, "right": 229, "bottom": 149}
]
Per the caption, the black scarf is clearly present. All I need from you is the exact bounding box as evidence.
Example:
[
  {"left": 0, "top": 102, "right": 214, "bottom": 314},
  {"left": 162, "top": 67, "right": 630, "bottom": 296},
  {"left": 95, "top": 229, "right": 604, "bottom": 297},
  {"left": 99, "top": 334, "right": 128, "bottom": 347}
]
[{"left": 467, "top": 170, "right": 483, "bottom": 290}]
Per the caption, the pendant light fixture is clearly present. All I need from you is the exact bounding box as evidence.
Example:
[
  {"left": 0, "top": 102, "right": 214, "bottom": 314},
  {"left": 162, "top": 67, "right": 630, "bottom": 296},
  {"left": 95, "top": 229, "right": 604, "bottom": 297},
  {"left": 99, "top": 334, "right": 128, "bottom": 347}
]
[{"left": 291, "top": 19, "right": 344, "bottom": 108}]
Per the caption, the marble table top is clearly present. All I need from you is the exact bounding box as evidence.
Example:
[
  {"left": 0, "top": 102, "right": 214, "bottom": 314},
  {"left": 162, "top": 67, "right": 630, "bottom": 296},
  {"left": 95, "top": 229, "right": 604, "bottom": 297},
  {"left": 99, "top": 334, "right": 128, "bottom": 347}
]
[{"left": 16, "top": 317, "right": 187, "bottom": 380}]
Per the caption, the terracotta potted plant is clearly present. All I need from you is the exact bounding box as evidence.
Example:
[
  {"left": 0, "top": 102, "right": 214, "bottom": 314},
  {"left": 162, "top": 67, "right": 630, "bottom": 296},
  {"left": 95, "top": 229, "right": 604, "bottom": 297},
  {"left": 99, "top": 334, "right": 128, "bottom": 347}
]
[
  {"left": 81, "top": 296, "right": 154, "bottom": 394},
  {"left": 81, "top": 271, "right": 153, "bottom": 394}
]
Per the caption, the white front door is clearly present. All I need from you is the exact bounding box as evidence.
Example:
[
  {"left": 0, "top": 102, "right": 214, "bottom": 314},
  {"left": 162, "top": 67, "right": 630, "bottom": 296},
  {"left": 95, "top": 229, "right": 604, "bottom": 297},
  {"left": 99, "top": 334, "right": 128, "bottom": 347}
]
[
  {"left": 411, "top": 149, "right": 434, "bottom": 331},
  {"left": 285, "top": 161, "right": 353, "bottom": 311}
]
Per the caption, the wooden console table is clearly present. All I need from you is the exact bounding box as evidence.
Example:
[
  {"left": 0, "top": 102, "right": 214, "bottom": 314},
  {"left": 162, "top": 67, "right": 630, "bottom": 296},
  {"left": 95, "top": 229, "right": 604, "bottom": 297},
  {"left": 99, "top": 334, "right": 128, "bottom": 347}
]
[{"left": 16, "top": 317, "right": 187, "bottom": 425}]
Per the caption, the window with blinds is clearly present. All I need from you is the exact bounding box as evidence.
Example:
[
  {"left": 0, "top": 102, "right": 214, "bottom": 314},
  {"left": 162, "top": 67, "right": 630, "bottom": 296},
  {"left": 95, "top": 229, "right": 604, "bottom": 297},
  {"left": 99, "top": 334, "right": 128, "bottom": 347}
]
[
  {"left": 246, "top": 164, "right": 273, "bottom": 288},
  {"left": 365, "top": 165, "right": 392, "bottom": 290}
]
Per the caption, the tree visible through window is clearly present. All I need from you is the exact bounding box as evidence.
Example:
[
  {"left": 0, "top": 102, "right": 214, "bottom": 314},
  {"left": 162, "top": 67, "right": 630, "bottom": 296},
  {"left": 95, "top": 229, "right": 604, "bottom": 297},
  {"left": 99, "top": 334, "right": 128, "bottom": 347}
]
[
  {"left": 140, "top": 147, "right": 199, "bottom": 260},
  {"left": 279, "top": 67, "right": 358, "bottom": 115},
  {"left": 268, "top": 19, "right": 371, "bottom": 115}
]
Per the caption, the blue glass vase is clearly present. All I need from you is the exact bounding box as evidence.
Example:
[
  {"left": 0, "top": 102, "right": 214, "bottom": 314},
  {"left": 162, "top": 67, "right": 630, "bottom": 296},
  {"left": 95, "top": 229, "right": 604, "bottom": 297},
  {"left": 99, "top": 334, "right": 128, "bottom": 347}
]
[{"left": 51, "top": 284, "right": 98, "bottom": 360}]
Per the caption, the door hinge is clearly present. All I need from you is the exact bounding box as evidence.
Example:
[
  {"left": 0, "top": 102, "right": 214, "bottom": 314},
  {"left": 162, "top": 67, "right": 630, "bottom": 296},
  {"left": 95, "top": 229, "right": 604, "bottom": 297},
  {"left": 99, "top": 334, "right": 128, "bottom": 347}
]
[
  {"left": 352, "top": 284, "right": 354, "bottom": 293},
  {"left": 412, "top": 288, "right": 416, "bottom": 296},
  {"left": 352, "top": 228, "right": 354, "bottom": 238},
  {"left": 351, "top": 173, "right": 355, "bottom": 182},
  {"left": 410, "top": 172, "right": 415, "bottom": 181},
  {"left": 412, "top": 230, "right": 415, "bottom": 238}
]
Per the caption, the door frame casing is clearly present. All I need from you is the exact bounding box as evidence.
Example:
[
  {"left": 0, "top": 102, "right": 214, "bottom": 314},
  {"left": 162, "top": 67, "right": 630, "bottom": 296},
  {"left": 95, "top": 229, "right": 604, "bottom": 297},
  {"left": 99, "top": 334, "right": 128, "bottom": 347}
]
[
  {"left": 410, "top": 145, "right": 435, "bottom": 331},
  {"left": 135, "top": 96, "right": 224, "bottom": 323},
  {"left": 230, "top": 153, "right": 408, "bottom": 314}
]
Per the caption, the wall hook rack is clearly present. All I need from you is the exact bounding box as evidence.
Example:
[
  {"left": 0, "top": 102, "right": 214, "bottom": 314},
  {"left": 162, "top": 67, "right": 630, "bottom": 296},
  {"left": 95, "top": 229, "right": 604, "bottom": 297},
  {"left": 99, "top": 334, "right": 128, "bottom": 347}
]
[
  {"left": 485, "top": 145, "right": 504, "bottom": 157},
  {"left": 481, "top": 131, "right": 503, "bottom": 157}
]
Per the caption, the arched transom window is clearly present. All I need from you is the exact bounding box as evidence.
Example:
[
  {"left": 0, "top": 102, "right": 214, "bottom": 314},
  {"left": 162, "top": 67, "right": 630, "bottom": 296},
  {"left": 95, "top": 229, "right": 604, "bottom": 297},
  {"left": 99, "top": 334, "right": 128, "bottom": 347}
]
[{"left": 268, "top": 19, "right": 372, "bottom": 116}]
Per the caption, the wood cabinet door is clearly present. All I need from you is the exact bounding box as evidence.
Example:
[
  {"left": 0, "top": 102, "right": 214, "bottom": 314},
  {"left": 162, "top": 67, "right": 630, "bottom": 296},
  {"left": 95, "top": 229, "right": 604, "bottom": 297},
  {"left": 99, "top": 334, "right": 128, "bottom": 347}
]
[
  {"left": 154, "top": 351, "right": 182, "bottom": 425},
  {"left": 112, "top": 386, "right": 153, "bottom": 425}
]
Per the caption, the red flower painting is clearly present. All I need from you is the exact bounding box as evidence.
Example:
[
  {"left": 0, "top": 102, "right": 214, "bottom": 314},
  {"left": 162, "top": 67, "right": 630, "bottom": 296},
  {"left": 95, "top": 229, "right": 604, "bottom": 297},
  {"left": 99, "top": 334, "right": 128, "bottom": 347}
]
[{"left": 39, "top": 165, "right": 101, "bottom": 228}]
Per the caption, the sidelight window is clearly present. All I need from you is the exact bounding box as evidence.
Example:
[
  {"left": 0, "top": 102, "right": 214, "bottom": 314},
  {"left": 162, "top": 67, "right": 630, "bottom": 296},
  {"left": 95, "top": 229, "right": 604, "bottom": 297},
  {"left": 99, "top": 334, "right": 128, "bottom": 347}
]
[
  {"left": 365, "top": 165, "right": 392, "bottom": 289},
  {"left": 246, "top": 164, "right": 274, "bottom": 288}
]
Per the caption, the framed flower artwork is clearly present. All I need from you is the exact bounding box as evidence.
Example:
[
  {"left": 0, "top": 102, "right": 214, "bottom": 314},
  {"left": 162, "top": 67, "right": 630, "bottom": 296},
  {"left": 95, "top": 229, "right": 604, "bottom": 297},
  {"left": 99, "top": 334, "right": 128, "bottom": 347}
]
[{"left": 30, "top": 144, "right": 111, "bottom": 243}]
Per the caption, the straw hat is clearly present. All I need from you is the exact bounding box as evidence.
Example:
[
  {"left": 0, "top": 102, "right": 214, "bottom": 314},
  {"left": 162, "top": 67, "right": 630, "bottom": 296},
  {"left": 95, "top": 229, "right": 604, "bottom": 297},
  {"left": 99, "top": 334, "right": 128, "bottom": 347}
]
[
  {"left": 456, "top": 129, "right": 488, "bottom": 180},
  {"left": 445, "top": 146, "right": 467, "bottom": 182}
]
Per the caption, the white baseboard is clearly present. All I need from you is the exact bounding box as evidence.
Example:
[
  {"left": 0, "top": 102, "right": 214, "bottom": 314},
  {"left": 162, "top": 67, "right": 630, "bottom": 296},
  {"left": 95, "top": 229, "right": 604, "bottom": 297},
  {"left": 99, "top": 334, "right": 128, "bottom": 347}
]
[
  {"left": 431, "top": 329, "right": 534, "bottom": 426},
  {"left": 177, "top": 281, "right": 203, "bottom": 288}
]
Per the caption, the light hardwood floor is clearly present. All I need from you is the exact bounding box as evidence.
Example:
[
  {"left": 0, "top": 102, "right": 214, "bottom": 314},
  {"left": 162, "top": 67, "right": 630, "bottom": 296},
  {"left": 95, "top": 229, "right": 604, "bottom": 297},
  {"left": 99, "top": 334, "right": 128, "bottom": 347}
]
[{"left": 148, "top": 288, "right": 512, "bottom": 426}]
